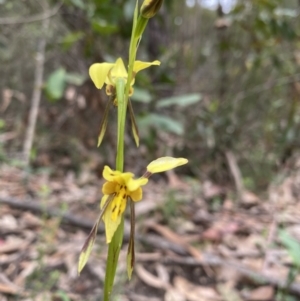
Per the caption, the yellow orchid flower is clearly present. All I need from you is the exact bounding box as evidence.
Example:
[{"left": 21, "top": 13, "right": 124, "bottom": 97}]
[
  {"left": 78, "top": 157, "right": 188, "bottom": 277},
  {"left": 89, "top": 58, "right": 160, "bottom": 147},
  {"left": 100, "top": 165, "right": 148, "bottom": 244},
  {"left": 89, "top": 57, "right": 160, "bottom": 97}
]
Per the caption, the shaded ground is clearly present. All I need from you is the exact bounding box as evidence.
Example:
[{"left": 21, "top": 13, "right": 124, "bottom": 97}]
[{"left": 0, "top": 161, "right": 300, "bottom": 301}]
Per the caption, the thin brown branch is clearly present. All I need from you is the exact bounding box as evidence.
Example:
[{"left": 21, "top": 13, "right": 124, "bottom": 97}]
[
  {"left": 138, "top": 255, "right": 300, "bottom": 296},
  {"left": 0, "top": 2, "right": 63, "bottom": 25},
  {"left": 225, "top": 150, "right": 244, "bottom": 199},
  {"left": 0, "top": 196, "right": 97, "bottom": 231},
  {"left": 22, "top": 6, "right": 50, "bottom": 166}
]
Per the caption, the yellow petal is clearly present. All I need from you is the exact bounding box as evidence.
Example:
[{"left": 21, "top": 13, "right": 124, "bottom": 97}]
[
  {"left": 103, "top": 165, "right": 121, "bottom": 181},
  {"left": 100, "top": 194, "right": 109, "bottom": 209},
  {"left": 129, "top": 187, "right": 143, "bottom": 202},
  {"left": 89, "top": 63, "right": 114, "bottom": 89},
  {"left": 147, "top": 157, "right": 188, "bottom": 174},
  {"left": 111, "top": 189, "right": 127, "bottom": 221},
  {"left": 133, "top": 60, "right": 160, "bottom": 73},
  {"left": 126, "top": 177, "right": 148, "bottom": 192},
  {"left": 111, "top": 58, "right": 128, "bottom": 80},
  {"left": 102, "top": 199, "right": 122, "bottom": 243},
  {"left": 102, "top": 182, "right": 117, "bottom": 195}
]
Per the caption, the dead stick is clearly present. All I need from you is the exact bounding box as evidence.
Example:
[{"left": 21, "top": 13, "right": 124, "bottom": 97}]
[
  {"left": 0, "top": 196, "right": 98, "bottom": 231},
  {"left": 22, "top": 11, "right": 49, "bottom": 166},
  {"left": 139, "top": 256, "right": 300, "bottom": 295},
  {"left": 225, "top": 150, "right": 244, "bottom": 200}
]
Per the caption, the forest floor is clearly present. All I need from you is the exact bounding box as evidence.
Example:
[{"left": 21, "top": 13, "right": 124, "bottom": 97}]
[{"left": 0, "top": 160, "right": 300, "bottom": 301}]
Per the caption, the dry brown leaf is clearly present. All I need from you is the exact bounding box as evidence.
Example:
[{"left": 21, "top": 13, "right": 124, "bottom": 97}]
[
  {"left": 164, "top": 288, "right": 186, "bottom": 301},
  {"left": 0, "top": 273, "right": 22, "bottom": 295},
  {"left": 248, "top": 286, "right": 274, "bottom": 301},
  {"left": 0, "top": 283, "right": 19, "bottom": 295},
  {"left": 0, "top": 237, "right": 27, "bottom": 254},
  {"left": 0, "top": 214, "right": 18, "bottom": 230},
  {"left": 146, "top": 223, "right": 202, "bottom": 259},
  {"left": 21, "top": 212, "right": 42, "bottom": 228},
  {"left": 129, "top": 292, "right": 161, "bottom": 301},
  {"left": 203, "top": 180, "right": 224, "bottom": 199},
  {"left": 241, "top": 191, "right": 260, "bottom": 206},
  {"left": 156, "top": 263, "right": 170, "bottom": 284},
  {"left": 135, "top": 264, "right": 170, "bottom": 290},
  {"left": 14, "top": 261, "right": 38, "bottom": 286},
  {"left": 174, "top": 276, "right": 221, "bottom": 301},
  {"left": 217, "top": 283, "right": 242, "bottom": 301}
]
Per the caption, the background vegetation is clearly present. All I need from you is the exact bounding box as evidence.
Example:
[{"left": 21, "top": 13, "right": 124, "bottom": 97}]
[{"left": 1, "top": 0, "right": 300, "bottom": 190}]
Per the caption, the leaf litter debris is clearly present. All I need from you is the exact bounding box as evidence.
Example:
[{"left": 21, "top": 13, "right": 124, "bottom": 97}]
[{"left": 0, "top": 163, "right": 300, "bottom": 300}]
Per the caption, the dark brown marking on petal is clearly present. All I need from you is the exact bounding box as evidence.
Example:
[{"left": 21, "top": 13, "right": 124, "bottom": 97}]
[
  {"left": 112, "top": 205, "right": 117, "bottom": 212},
  {"left": 123, "top": 194, "right": 126, "bottom": 199}
]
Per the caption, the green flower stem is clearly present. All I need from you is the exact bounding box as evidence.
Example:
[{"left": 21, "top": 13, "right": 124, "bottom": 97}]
[
  {"left": 116, "top": 78, "right": 126, "bottom": 171},
  {"left": 103, "top": 78, "right": 126, "bottom": 301},
  {"left": 103, "top": 217, "right": 124, "bottom": 300},
  {"left": 103, "top": 2, "right": 142, "bottom": 299},
  {"left": 125, "top": 0, "right": 140, "bottom": 102}
]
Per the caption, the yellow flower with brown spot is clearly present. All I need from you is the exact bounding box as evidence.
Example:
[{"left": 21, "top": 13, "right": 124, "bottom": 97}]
[
  {"left": 89, "top": 57, "right": 160, "bottom": 98},
  {"left": 88, "top": 57, "right": 160, "bottom": 147},
  {"left": 78, "top": 157, "right": 188, "bottom": 278},
  {"left": 100, "top": 165, "right": 148, "bottom": 243}
]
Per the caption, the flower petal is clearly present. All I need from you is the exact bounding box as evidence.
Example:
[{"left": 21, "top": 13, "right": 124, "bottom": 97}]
[
  {"left": 126, "top": 177, "right": 148, "bottom": 192},
  {"left": 103, "top": 165, "right": 122, "bottom": 182},
  {"left": 147, "top": 157, "right": 188, "bottom": 174},
  {"left": 89, "top": 63, "right": 114, "bottom": 89},
  {"left": 102, "top": 182, "right": 117, "bottom": 195},
  {"left": 111, "top": 58, "right": 128, "bottom": 80},
  {"left": 102, "top": 198, "right": 122, "bottom": 243},
  {"left": 129, "top": 187, "right": 143, "bottom": 202},
  {"left": 133, "top": 60, "right": 160, "bottom": 73}
]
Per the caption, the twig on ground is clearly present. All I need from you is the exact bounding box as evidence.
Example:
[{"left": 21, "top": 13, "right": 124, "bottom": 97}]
[
  {"left": 0, "top": 196, "right": 98, "bottom": 231},
  {"left": 137, "top": 255, "right": 300, "bottom": 296}
]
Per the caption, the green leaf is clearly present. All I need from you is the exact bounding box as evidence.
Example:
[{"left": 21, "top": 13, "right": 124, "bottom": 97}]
[
  {"left": 131, "top": 87, "right": 152, "bottom": 103},
  {"left": 45, "top": 68, "right": 66, "bottom": 101},
  {"left": 69, "top": 0, "right": 85, "bottom": 10},
  {"left": 92, "top": 19, "right": 119, "bottom": 35},
  {"left": 279, "top": 230, "right": 300, "bottom": 267},
  {"left": 157, "top": 93, "right": 202, "bottom": 108},
  {"left": 65, "top": 73, "right": 85, "bottom": 86},
  {"left": 138, "top": 113, "right": 184, "bottom": 135},
  {"left": 61, "top": 31, "right": 84, "bottom": 51}
]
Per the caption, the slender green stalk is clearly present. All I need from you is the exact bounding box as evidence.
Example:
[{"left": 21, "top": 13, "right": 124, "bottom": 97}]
[
  {"left": 103, "top": 2, "right": 143, "bottom": 300},
  {"left": 103, "top": 217, "right": 124, "bottom": 300},
  {"left": 103, "top": 78, "right": 126, "bottom": 301}
]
